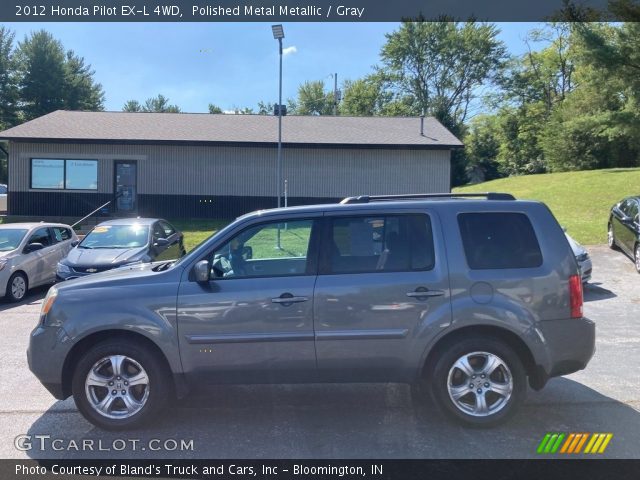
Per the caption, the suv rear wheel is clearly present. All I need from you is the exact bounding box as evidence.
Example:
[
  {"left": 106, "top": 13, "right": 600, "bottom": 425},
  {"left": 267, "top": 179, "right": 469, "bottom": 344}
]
[
  {"left": 71, "top": 340, "right": 170, "bottom": 430},
  {"left": 430, "top": 336, "right": 526, "bottom": 427}
]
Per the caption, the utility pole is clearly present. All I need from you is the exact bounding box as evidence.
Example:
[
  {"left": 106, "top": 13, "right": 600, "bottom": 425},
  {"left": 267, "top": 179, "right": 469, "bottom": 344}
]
[{"left": 333, "top": 72, "right": 338, "bottom": 116}]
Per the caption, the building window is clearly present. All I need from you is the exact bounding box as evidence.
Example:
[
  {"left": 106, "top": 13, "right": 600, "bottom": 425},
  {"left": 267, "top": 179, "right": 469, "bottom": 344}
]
[
  {"left": 31, "top": 159, "right": 98, "bottom": 190},
  {"left": 65, "top": 160, "right": 98, "bottom": 190},
  {"left": 31, "top": 159, "right": 64, "bottom": 189}
]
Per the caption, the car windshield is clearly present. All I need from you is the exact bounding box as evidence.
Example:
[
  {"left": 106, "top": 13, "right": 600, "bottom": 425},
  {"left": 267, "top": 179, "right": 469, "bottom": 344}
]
[
  {"left": 79, "top": 224, "right": 149, "bottom": 249},
  {"left": 0, "top": 229, "right": 27, "bottom": 251}
]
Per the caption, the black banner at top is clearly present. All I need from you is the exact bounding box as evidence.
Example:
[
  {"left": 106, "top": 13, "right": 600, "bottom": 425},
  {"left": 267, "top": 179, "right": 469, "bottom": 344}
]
[{"left": 0, "top": 0, "right": 631, "bottom": 23}]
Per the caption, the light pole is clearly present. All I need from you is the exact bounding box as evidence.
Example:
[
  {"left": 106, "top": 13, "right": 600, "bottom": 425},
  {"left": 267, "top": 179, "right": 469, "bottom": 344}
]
[
  {"left": 272, "top": 24, "right": 284, "bottom": 210},
  {"left": 272, "top": 24, "right": 285, "bottom": 250}
]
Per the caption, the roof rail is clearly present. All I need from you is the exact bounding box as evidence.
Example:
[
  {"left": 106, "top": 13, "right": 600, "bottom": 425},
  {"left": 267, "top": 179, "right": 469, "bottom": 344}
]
[{"left": 339, "top": 192, "right": 516, "bottom": 204}]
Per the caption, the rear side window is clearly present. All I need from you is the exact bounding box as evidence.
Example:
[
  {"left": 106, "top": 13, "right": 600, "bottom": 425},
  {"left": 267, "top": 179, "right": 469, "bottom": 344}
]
[
  {"left": 458, "top": 213, "right": 543, "bottom": 269},
  {"left": 52, "top": 227, "right": 72, "bottom": 243},
  {"left": 326, "top": 214, "right": 435, "bottom": 274}
]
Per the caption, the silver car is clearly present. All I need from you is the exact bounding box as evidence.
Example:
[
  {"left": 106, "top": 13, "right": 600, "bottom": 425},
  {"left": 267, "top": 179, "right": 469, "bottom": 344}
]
[
  {"left": 565, "top": 232, "right": 592, "bottom": 284},
  {"left": 0, "top": 223, "right": 78, "bottom": 302}
]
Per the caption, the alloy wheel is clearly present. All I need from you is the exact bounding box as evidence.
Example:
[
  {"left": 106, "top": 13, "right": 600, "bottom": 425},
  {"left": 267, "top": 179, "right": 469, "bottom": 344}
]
[
  {"left": 84, "top": 355, "right": 150, "bottom": 419},
  {"left": 11, "top": 276, "right": 26, "bottom": 300},
  {"left": 447, "top": 351, "right": 513, "bottom": 417}
]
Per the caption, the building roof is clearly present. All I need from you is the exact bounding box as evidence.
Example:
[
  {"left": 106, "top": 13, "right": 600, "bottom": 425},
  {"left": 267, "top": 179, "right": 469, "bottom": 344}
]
[{"left": 0, "top": 110, "right": 463, "bottom": 148}]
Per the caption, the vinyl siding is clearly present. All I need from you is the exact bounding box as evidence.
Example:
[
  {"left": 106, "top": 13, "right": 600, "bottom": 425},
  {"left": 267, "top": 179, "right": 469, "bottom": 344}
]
[{"left": 9, "top": 142, "right": 451, "bottom": 197}]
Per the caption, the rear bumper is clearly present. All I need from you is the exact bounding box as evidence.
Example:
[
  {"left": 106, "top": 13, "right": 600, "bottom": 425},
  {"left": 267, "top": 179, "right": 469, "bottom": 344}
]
[{"left": 538, "top": 317, "right": 596, "bottom": 381}]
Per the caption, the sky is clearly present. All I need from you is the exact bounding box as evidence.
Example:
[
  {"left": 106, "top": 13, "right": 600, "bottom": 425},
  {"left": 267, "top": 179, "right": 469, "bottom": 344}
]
[{"left": 4, "top": 22, "right": 542, "bottom": 114}]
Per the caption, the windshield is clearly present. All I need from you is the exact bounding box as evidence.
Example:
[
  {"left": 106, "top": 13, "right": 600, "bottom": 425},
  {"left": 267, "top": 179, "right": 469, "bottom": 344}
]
[
  {"left": 79, "top": 224, "right": 149, "bottom": 249},
  {"left": 0, "top": 229, "right": 27, "bottom": 252}
]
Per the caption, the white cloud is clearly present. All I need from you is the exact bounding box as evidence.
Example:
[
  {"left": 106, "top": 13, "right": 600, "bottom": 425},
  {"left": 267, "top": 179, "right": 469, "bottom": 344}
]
[{"left": 283, "top": 46, "right": 298, "bottom": 57}]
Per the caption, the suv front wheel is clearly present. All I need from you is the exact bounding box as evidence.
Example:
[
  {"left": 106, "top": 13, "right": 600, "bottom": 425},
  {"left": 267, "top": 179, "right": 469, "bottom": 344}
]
[
  {"left": 71, "top": 339, "right": 170, "bottom": 430},
  {"left": 430, "top": 336, "right": 526, "bottom": 427}
]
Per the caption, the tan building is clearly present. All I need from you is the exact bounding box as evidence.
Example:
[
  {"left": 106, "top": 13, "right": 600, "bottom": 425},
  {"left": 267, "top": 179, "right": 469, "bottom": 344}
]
[{"left": 0, "top": 111, "right": 462, "bottom": 219}]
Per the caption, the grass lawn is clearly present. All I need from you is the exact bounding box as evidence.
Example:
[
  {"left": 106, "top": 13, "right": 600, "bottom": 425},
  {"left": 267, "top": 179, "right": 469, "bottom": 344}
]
[
  {"left": 454, "top": 167, "right": 640, "bottom": 245},
  {"left": 168, "top": 219, "right": 229, "bottom": 252}
]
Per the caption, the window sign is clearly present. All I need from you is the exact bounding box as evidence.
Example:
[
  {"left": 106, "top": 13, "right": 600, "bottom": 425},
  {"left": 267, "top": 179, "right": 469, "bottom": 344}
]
[{"left": 31, "top": 159, "right": 64, "bottom": 189}]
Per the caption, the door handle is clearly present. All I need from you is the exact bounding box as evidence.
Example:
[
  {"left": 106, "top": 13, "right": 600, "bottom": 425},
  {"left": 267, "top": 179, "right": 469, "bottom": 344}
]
[
  {"left": 272, "top": 294, "right": 308, "bottom": 305},
  {"left": 406, "top": 288, "right": 445, "bottom": 299}
]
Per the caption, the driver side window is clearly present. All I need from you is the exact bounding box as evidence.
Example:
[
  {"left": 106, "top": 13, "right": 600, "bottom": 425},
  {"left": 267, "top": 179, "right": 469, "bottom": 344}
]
[{"left": 209, "top": 219, "right": 314, "bottom": 279}]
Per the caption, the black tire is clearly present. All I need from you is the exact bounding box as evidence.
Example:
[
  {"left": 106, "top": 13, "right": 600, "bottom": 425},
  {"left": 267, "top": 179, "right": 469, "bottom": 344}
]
[
  {"left": 429, "top": 336, "right": 526, "bottom": 427},
  {"left": 5, "top": 272, "right": 28, "bottom": 303},
  {"left": 71, "top": 339, "right": 170, "bottom": 431},
  {"left": 608, "top": 223, "right": 617, "bottom": 250}
]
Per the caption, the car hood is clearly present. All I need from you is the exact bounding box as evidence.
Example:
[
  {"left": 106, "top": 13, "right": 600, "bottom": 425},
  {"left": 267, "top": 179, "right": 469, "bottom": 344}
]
[
  {"left": 0, "top": 249, "right": 17, "bottom": 260},
  {"left": 56, "top": 260, "right": 179, "bottom": 291},
  {"left": 64, "top": 246, "right": 147, "bottom": 266}
]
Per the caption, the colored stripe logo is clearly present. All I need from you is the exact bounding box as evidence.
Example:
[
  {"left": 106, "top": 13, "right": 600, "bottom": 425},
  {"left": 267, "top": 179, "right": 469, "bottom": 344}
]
[{"left": 537, "top": 433, "right": 613, "bottom": 454}]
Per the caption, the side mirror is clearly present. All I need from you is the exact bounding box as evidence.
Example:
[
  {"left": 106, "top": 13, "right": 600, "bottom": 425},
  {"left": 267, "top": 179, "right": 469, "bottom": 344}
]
[
  {"left": 24, "top": 242, "right": 44, "bottom": 253},
  {"left": 242, "top": 246, "right": 253, "bottom": 260},
  {"left": 154, "top": 237, "right": 169, "bottom": 247},
  {"left": 71, "top": 240, "right": 79, "bottom": 247},
  {"left": 193, "top": 260, "right": 210, "bottom": 283}
]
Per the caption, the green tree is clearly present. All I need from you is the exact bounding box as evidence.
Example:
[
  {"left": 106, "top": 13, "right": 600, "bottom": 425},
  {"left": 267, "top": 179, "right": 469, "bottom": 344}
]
[
  {"left": 122, "top": 100, "right": 142, "bottom": 112},
  {"left": 0, "top": 27, "right": 19, "bottom": 129},
  {"left": 143, "top": 94, "right": 180, "bottom": 113},
  {"left": 290, "top": 80, "right": 334, "bottom": 115},
  {"left": 379, "top": 22, "right": 506, "bottom": 185},
  {"left": 16, "top": 30, "right": 104, "bottom": 120},
  {"left": 208, "top": 103, "right": 223, "bottom": 114},
  {"left": 122, "top": 94, "right": 180, "bottom": 113},
  {"left": 16, "top": 30, "right": 66, "bottom": 120},
  {"left": 64, "top": 50, "right": 105, "bottom": 111},
  {"left": 464, "top": 115, "right": 503, "bottom": 181},
  {"left": 340, "top": 76, "right": 388, "bottom": 116}
]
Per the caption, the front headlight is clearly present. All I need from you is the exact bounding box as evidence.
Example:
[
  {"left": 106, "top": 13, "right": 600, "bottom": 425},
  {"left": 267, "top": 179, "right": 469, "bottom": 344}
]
[
  {"left": 40, "top": 286, "right": 58, "bottom": 324},
  {"left": 56, "top": 262, "right": 71, "bottom": 274},
  {"left": 576, "top": 253, "right": 589, "bottom": 263}
]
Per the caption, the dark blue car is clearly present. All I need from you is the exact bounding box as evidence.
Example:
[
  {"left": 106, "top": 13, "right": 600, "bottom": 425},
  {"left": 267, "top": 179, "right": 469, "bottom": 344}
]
[{"left": 56, "top": 218, "right": 185, "bottom": 281}]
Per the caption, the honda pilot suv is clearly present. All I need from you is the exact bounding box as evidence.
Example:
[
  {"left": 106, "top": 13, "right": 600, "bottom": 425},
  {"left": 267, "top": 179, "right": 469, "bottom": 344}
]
[{"left": 28, "top": 193, "right": 595, "bottom": 430}]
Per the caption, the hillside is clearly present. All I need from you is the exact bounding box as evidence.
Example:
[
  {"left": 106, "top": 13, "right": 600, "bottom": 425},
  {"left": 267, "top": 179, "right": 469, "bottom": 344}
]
[{"left": 454, "top": 168, "right": 640, "bottom": 245}]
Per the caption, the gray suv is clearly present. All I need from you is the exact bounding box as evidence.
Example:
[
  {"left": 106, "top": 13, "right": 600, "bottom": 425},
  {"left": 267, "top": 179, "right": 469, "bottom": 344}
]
[{"left": 28, "top": 193, "right": 595, "bottom": 430}]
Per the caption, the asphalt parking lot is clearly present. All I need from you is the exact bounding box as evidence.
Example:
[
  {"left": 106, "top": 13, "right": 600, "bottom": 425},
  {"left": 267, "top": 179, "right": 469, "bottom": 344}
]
[{"left": 0, "top": 245, "right": 638, "bottom": 460}]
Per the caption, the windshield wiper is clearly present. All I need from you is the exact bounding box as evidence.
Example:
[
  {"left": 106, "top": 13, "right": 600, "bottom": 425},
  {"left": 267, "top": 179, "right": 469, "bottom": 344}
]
[{"left": 153, "top": 261, "right": 174, "bottom": 272}]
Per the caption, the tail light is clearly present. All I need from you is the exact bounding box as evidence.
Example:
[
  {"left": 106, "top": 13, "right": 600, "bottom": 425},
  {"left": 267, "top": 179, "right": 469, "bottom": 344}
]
[{"left": 569, "top": 274, "right": 583, "bottom": 318}]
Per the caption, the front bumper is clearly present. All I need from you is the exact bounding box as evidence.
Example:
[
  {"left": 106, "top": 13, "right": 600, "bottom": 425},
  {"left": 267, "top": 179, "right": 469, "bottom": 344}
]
[
  {"left": 27, "top": 324, "right": 73, "bottom": 400},
  {"left": 539, "top": 317, "right": 596, "bottom": 379}
]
